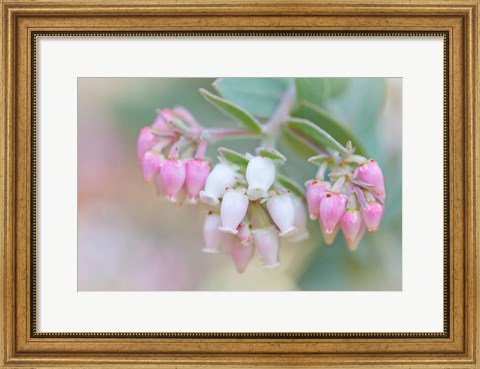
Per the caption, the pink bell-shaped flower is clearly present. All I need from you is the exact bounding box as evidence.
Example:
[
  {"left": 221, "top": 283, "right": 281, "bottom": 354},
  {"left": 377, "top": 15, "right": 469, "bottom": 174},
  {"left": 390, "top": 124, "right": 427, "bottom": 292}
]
[
  {"left": 246, "top": 156, "right": 276, "bottom": 200},
  {"left": 219, "top": 188, "right": 249, "bottom": 235},
  {"left": 137, "top": 127, "right": 157, "bottom": 161},
  {"left": 159, "top": 144, "right": 186, "bottom": 202},
  {"left": 362, "top": 201, "right": 384, "bottom": 232},
  {"left": 160, "top": 159, "right": 186, "bottom": 202},
  {"left": 237, "top": 221, "right": 252, "bottom": 246},
  {"left": 346, "top": 222, "right": 366, "bottom": 251},
  {"left": 356, "top": 159, "right": 385, "bottom": 200},
  {"left": 231, "top": 239, "right": 254, "bottom": 273},
  {"left": 141, "top": 151, "right": 162, "bottom": 184},
  {"left": 267, "top": 193, "right": 297, "bottom": 237},
  {"left": 185, "top": 159, "right": 210, "bottom": 204},
  {"left": 341, "top": 209, "right": 362, "bottom": 245},
  {"left": 319, "top": 192, "right": 346, "bottom": 234},
  {"left": 305, "top": 179, "right": 331, "bottom": 220},
  {"left": 199, "top": 163, "right": 237, "bottom": 206},
  {"left": 290, "top": 197, "right": 309, "bottom": 242},
  {"left": 253, "top": 226, "right": 280, "bottom": 268},
  {"left": 202, "top": 212, "right": 222, "bottom": 254},
  {"left": 321, "top": 225, "right": 340, "bottom": 245}
]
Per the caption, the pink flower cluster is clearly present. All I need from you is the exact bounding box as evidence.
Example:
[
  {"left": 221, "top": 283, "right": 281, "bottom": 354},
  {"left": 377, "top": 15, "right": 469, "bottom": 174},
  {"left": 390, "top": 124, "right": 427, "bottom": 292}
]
[
  {"left": 306, "top": 158, "right": 385, "bottom": 251},
  {"left": 200, "top": 156, "right": 309, "bottom": 272},
  {"left": 137, "top": 106, "right": 387, "bottom": 271},
  {"left": 136, "top": 107, "right": 211, "bottom": 205}
]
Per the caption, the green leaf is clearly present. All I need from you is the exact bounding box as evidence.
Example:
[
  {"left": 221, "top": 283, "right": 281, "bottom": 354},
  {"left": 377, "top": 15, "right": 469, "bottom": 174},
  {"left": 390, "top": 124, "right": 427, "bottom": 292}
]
[
  {"left": 213, "top": 78, "right": 292, "bottom": 118},
  {"left": 286, "top": 118, "right": 348, "bottom": 154},
  {"left": 199, "top": 88, "right": 263, "bottom": 133},
  {"left": 327, "top": 78, "right": 386, "bottom": 157},
  {"left": 255, "top": 147, "right": 286, "bottom": 163},
  {"left": 328, "top": 78, "right": 350, "bottom": 98},
  {"left": 278, "top": 128, "right": 317, "bottom": 160},
  {"left": 292, "top": 101, "right": 367, "bottom": 156},
  {"left": 275, "top": 174, "right": 304, "bottom": 198},
  {"left": 218, "top": 147, "right": 249, "bottom": 169},
  {"left": 295, "top": 78, "right": 350, "bottom": 107},
  {"left": 296, "top": 78, "right": 329, "bottom": 106},
  {"left": 336, "top": 78, "right": 385, "bottom": 133}
]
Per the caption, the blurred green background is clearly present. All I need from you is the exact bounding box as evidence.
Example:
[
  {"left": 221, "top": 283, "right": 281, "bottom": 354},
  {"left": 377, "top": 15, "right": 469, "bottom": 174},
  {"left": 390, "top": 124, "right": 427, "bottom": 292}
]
[{"left": 78, "top": 77, "right": 402, "bottom": 291}]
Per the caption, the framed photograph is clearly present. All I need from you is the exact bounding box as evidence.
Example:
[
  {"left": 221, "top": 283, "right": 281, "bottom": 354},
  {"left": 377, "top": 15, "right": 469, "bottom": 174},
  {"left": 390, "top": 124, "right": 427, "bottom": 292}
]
[{"left": 1, "top": 1, "right": 478, "bottom": 367}]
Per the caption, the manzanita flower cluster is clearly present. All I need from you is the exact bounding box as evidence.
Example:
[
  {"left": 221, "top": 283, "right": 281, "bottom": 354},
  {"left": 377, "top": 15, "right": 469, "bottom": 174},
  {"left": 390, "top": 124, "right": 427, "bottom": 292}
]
[
  {"left": 199, "top": 154, "right": 310, "bottom": 272},
  {"left": 137, "top": 107, "right": 211, "bottom": 205},
  {"left": 305, "top": 148, "right": 386, "bottom": 251},
  {"left": 136, "top": 83, "right": 387, "bottom": 273}
]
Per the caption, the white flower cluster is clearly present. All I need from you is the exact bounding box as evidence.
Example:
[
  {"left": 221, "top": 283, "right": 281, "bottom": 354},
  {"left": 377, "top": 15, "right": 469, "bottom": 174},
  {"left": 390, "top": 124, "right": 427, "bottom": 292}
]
[{"left": 199, "top": 155, "right": 308, "bottom": 272}]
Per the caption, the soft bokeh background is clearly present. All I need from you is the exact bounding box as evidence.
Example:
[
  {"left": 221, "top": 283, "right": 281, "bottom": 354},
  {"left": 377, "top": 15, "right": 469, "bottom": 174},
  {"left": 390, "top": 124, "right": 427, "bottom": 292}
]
[{"left": 78, "top": 77, "right": 402, "bottom": 291}]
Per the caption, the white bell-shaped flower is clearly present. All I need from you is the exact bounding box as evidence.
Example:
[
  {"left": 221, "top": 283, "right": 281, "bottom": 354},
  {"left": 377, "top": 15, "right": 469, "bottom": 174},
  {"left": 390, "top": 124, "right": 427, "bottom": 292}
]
[
  {"left": 199, "top": 163, "right": 236, "bottom": 206},
  {"left": 253, "top": 226, "right": 280, "bottom": 268},
  {"left": 202, "top": 212, "right": 222, "bottom": 254},
  {"left": 219, "top": 188, "right": 249, "bottom": 235},
  {"left": 246, "top": 156, "right": 275, "bottom": 200},
  {"left": 267, "top": 193, "right": 297, "bottom": 237},
  {"left": 290, "top": 197, "right": 310, "bottom": 242}
]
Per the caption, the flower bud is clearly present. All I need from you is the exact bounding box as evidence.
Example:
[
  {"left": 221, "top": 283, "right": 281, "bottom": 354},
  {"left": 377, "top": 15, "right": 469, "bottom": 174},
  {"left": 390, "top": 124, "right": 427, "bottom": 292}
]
[
  {"left": 185, "top": 159, "right": 210, "bottom": 204},
  {"left": 159, "top": 158, "right": 186, "bottom": 202},
  {"left": 267, "top": 193, "right": 297, "bottom": 237},
  {"left": 346, "top": 222, "right": 366, "bottom": 251},
  {"left": 137, "top": 127, "right": 157, "bottom": 161},
  {"left": 253, "top": 226, "right": 280, "bottom": 268},
  {"left": 356, "top": 159, "right": 385, "bottom": 200},
  {"left": 290, "top": 197, "right": 309, "bottom": 242},
  {"left": 231, "top": 239, "right": 254, "bottom": 273},
  {"left": 319, "top": 192, "right": 346, "bottom": 234},
  {"left": 152, "top": 112, "right": 169, "bottom": 130},
  {"left": 305, "top": 179, "right": 331, "bottom": 220},
  {"left": 159, "top": 107, "right": 176, "bottom": 123},
  {"left": 202, "top": 212, "right": 222, "bottom": 254},
  {"left": 199, "top": 164, "right": 237, "bottom": 206},
  {"left": 321, "top": 225, "right": 339, "bottom": 245},
  {"left": 173, "top": 106, "right": 199, "bottom": 128},
  {"left": 141, "top": 151, "right": 161, "bottom": 183},
  {"left": 341, "top": 209, "right": 362, "bottom": 245},
  {"left": 237, "top": 221, "right": 252, "bottom": 246},
  {"left": 219, "top": 188, "right": 249, "bottom": 235},
  {"left": 362, "top": 201, "right": 384, "bottom": 232},
  {"left": 246, "top": 156, "right": 275, "bottom": 200}
]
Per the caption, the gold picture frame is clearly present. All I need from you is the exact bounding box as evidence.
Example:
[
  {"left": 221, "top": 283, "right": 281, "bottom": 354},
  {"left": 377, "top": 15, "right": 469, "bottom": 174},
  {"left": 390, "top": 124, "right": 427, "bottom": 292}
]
[{"left": 1, "top": 0, "right": 478, "bottom": 367}]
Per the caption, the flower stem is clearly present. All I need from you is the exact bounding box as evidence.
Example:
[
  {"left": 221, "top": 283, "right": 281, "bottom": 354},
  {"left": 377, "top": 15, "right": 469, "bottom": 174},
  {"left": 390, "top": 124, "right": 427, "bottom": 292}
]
[
  {"left": 248, "top": 201, "right": 271, "bottom": 229},
  {"left": 195, "top": 140, "right": 207, "bottom": 159},
  {"left": 331, "top": 176, "right": 346, "bottom": 193},
  {"left": 203, "top": 127, "right": 261, "bottom": 141},
  {"left": 315, "top": 162, "right": 328, "bottom": 180},
  {"left": 168, "top": 140, "right": 181, "bottom": 159}
]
